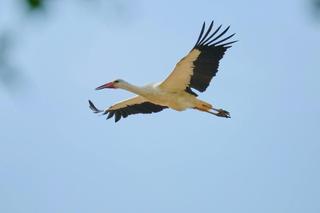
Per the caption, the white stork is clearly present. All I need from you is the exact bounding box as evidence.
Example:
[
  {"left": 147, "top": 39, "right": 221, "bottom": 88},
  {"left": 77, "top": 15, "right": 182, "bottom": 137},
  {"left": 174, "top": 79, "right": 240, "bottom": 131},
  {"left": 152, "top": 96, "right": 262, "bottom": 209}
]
[{"left": 89, "top": 21, "right": 237, "bottom": 122}]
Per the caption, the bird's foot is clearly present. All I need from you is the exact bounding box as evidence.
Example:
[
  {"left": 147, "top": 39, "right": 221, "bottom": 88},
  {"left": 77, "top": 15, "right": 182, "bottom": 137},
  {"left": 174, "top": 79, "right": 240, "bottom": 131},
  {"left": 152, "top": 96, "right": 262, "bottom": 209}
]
[{"left": 215, "top": 109, "right": 231, "bottom": 118}]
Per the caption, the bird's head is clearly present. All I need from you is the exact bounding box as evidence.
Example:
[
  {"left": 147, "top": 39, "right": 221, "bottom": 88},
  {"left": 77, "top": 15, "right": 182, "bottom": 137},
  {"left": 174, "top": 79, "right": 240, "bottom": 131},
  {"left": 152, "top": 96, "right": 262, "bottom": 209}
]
[{"left": 95, "top": 79, "right": 125, "bottom": 90}]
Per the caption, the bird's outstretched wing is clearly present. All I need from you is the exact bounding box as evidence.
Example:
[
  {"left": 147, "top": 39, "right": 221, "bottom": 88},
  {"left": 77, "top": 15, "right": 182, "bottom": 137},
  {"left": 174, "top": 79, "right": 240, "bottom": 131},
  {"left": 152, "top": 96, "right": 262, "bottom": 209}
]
[
  {"left": 89, "top": 96, "right": 167, "bottom": 122},
  {"left": 160, "top": 21, "right": 237, "bottom": 96}
]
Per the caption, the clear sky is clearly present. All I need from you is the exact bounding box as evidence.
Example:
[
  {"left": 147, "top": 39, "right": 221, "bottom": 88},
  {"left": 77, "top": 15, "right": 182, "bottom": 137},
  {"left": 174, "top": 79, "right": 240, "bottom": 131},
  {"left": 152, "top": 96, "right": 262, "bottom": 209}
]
[{"left": 1, "top": 0, "right": 320, "bottom": 212}]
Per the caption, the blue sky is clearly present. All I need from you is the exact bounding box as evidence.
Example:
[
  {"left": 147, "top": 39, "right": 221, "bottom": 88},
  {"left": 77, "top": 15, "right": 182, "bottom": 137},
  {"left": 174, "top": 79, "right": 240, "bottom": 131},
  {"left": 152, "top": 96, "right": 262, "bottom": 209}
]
[{"left": 1, "top": 0, "right": 320, "bottom": 212}]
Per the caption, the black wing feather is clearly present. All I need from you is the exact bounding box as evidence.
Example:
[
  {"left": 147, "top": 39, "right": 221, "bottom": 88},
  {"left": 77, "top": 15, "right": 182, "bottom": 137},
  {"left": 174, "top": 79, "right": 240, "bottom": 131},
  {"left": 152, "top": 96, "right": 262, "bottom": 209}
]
[
  {"left": 198, "top": 21, "right": 214, "bottom": 45},
  {"left": 201, "top": 25, "right": 222, "bottom": 46},
  {"left": 194, "top": 22, "right": 206, "bottom": 47},
  {"left": 89, "top": 100, "right": 103, "bottom": 113},
  {"left": 204, "top": 26, "right": 230, "bottom": 46},
  {"left": 106, "top": 111, "right": 114, "bottom": 119},
  {"left": 185, "top": 21, "right": 236, "bottom": 95},
  {"left": 89, "top": 100, "right": 167, "bottom": 122},
  {"left": 114, "top": 111, "right": 121, "bottom": 122}
]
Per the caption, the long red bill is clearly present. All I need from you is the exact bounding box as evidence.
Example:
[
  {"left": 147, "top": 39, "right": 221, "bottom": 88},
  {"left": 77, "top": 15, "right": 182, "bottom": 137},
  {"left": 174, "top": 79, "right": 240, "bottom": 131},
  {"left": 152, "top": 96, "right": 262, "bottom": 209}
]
[{"left": 95, "top": 82, "right": 115, "bottom": 90}]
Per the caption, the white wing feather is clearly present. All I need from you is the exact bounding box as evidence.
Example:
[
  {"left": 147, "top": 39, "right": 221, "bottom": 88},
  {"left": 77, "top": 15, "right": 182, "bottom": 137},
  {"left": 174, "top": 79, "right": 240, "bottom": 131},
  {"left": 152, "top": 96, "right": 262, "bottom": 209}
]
[
  {"left": 159, "top": 49, "right": 201, "bottom": 91},
  {"left": 108, "top": 96, "right": 147, "bottom": 111}
]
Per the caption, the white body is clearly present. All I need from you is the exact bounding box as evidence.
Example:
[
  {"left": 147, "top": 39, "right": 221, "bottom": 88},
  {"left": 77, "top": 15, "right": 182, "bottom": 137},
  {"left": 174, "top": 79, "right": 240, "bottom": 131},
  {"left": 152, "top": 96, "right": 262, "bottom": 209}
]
[
  {"left": 140, "top": 84, "right": 199, "bottom": 111},
  {"left": 112, "top": 82, "right": 207, "bottom": 112}
]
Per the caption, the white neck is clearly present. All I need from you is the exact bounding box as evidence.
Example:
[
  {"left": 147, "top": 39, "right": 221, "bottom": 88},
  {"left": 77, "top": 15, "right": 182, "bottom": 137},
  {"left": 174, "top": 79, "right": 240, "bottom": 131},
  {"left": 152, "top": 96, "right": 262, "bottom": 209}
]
[{"left": 119, "top": 82, "right": 147, "bottom": 96}]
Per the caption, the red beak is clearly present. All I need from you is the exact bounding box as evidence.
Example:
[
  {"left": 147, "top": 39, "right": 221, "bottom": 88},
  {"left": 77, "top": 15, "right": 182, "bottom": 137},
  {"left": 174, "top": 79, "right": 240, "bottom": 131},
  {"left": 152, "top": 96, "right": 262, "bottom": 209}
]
[{"left": 95, "top": 82, "right": 115, "bottom": 90}]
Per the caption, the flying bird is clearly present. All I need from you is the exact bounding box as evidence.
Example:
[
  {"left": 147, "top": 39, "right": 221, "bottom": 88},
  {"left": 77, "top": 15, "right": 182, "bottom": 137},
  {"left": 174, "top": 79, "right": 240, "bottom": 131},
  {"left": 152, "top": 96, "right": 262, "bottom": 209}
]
[{"left": 89, "top": 21, "right": 237, "bottom": 122}]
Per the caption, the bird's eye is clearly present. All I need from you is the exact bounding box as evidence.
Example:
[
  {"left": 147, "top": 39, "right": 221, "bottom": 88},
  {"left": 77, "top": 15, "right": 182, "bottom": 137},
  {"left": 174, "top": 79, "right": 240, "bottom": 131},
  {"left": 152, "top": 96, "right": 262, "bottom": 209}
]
[{"left": 114, "top": 80, "right": 119, "bottom": 83}]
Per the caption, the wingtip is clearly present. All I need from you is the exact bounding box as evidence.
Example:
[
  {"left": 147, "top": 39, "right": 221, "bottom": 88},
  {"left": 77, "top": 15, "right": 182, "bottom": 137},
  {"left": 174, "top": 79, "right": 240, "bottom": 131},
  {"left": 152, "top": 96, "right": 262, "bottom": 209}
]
[
  {"left": 88, "top": 99, "right": 103, "bottom": 113},
  {"left": 209, "top": 20, "right": 214, "bottom": 28}
]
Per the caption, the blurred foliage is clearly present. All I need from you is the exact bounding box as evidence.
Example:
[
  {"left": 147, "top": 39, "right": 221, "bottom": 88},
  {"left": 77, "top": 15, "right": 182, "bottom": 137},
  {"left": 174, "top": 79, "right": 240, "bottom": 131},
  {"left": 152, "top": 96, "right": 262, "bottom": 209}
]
[
  {"left": 314, "top": 0, "right": 320, "bottom": 9},
  {"left": 312, "top": 0, "right": 320, "bottom": 19},
  {"left": 25, "top": 0, "right": 45, "bottom": 10}
]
